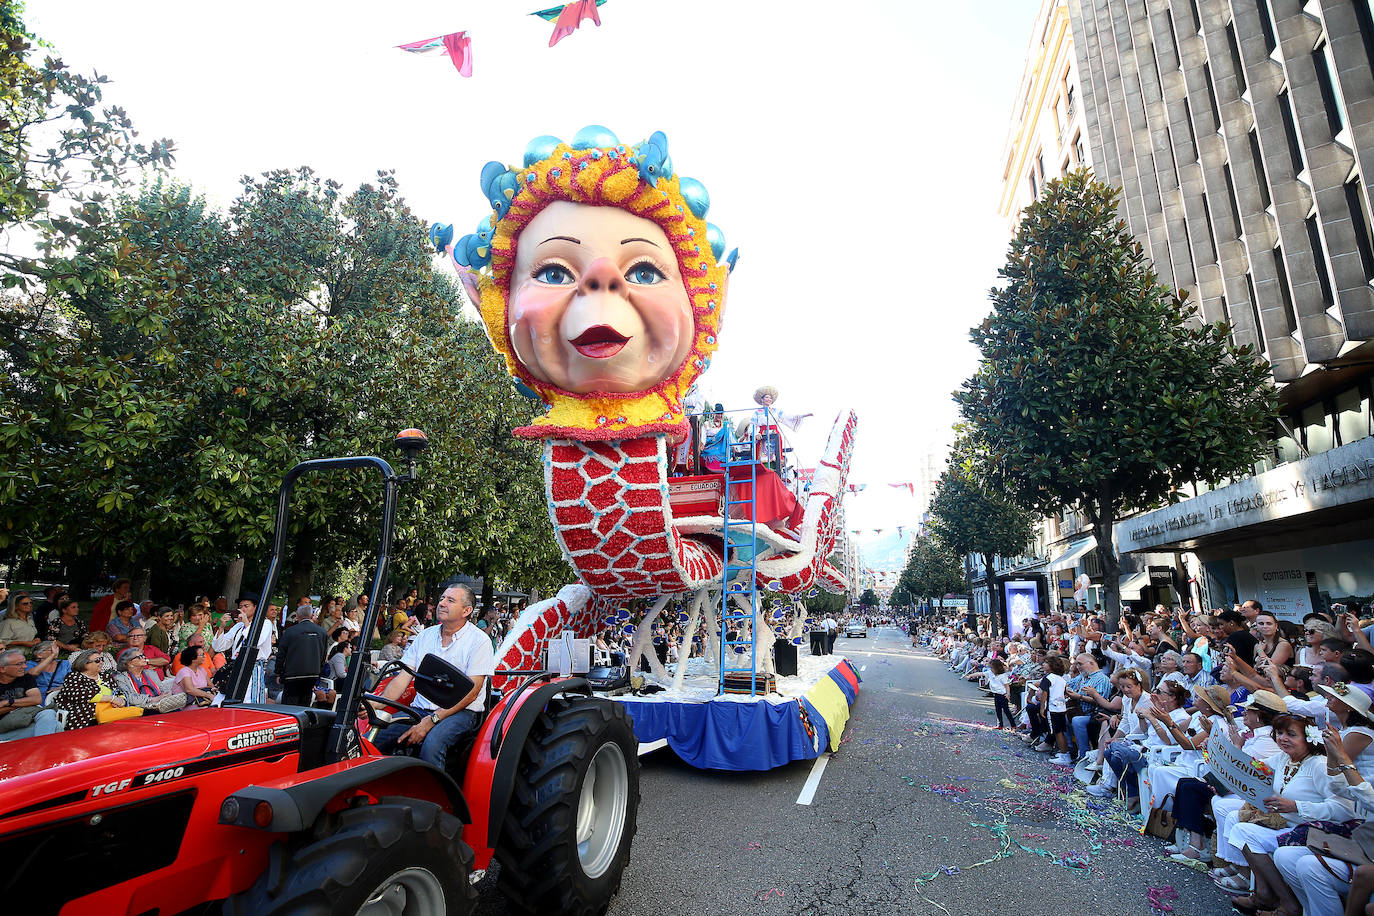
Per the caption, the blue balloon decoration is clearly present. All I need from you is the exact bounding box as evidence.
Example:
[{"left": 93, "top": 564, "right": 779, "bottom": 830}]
[
  {"left": 634, "top": 130, "right": 671, "bottom": 188},
  {"left": 621, "top": 624, "right": 636, "bottom": 635},
  {"left": 524, "top": 135, "right": 563, "bottom": 167},
  {"left": 677, "top": 177, "right": 710, "bottom": 218},
  {"left": 723, "top": 248, "right": 740, "bottom": 272},
  {"left": 429, "top": 222, "right": 453, "bottom": 252},
  {"left": 706, "top": 223, "right": 726, "bottom": 261},
  {"left": 791, "top": 636, "right": 804, "bottom": 646},
  {"left": 572, "top": 125, "right": 620, "bottom": 149}
]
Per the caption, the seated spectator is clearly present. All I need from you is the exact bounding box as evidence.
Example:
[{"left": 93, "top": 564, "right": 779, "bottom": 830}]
[
  {"left": 80, "top": 631, "right": 117, "bottom": 674},
  {"left": 26, "top": 641, "right": 71, "bottom": 700},
  {"left": 326, "top": 641, "right": 352, "bottom": 683},
  {"left": 145, "top": 606, "right": 178, "bottom": 657},
  {"left": 377, "top": 627, "right": 409, "bottom": 669},
  {"left": 1105, "top": 681, "right": 1189, "bottom": 811},
  {"left": 1211, "top": 714, "right": 1351, "bottom": 895},
  {"left": 124, "top": 627, "right": 170, "bottom": 676},
  {"left": 0, "top": 648, "right": 43, "bottom": 735},
  {"left": 114, "top": 647, "right": 187, "bottom": 713},
  {"left": 0, "top": 593, "right": 41, "bottom": 656},
  {"left": 53, "top": 649, "right": 139, "bottom": 730},
  {"left": 1066, "top": 652, "right": 1113, "bottom": 761},
  {"left": 105, "top": 599, "right": 139, "bottom": 648},
  {"left": 45, "top": 597, "right": 87, "bottom": 655},
  {"left": 172, "top": 646, "right": 216, "bottom": 706},
  {"left": 174, "top": 604, "right": 213, "bottom": 654},
  {"left": 171, "top": 633, "right": 225, "bottom": 678},
  {"left": 1143, "top": 685, "right": 1232, "bottom": 815}
]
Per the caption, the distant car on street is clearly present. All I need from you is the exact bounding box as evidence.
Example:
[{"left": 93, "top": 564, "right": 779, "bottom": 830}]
[{"left": 844, "top": 620, "right": 868, "bottom": 638}]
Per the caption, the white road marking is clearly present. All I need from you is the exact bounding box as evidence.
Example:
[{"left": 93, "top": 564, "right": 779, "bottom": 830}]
[
  {"left": 637, "top": 738, "right": 668, "bottom": 756},
  {"left": 796, "top": 753, "right": 832, "bottom": 806},
  {"left": 860, "top": 665, "right": 867, "bottom": 672}
]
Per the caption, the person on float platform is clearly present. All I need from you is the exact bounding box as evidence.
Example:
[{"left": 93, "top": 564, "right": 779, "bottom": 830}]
[{"left": 373, "top": 584, "right": 496, "bottom": 771}]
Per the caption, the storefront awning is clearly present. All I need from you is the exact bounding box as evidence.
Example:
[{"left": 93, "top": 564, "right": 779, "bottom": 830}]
[
  {"left": 1047, "top": 536, "right": 1095, "bottom": 570},
  {"left": 1119, "top": 571, "right": 1150, "bottom": 599}
]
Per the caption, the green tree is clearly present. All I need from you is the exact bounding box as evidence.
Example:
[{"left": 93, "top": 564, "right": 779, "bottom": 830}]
[
  {"left": 859, "top": 588, "right": 879, "bottom": 609},
  {"left": 3, "top": 168, "right": 570, "bottom": 599},
  {"left": 956, "top": 171, "right": 1277, "bottom": 630},
  {"left": 927, "top": 434, "right": 1037, "bottom": 636},
  {"left": 897, "top": 534, "right": 964, "bottom": 613}
]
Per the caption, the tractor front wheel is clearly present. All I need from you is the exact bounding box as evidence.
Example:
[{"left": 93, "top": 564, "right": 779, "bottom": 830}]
[
  {"left": 496, "top": 696, "right": 640, "bottom": 916},
  {"left": 225, "top": 799, "right": 476, "bottom": 916}
]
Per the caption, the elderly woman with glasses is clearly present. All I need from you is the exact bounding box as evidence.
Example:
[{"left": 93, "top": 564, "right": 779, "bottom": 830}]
[
  {"left": 0, "top": 593, "right": 41, "bottom": 655},
  {"left": 52, "top": 649, "right": 133, "bottom": 730},
  {"left": 114, "top": 648, "right": 187, "bottom": 713}
]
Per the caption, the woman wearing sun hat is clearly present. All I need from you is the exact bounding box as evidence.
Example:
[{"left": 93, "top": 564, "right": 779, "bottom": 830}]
[
  {"left": 1144, "top": 684, "right": 1235, "bottom": 815},
  {"left": 1317, "top": 681, "right": 1374, "bottom": 775},
  {"left": 1165, "top": 690, "right": 1286, "bottom": 863}
]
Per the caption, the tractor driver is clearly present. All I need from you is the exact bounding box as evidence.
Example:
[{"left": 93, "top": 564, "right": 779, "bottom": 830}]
[{"left": 371, "top": 584, "right": 496, "bottom": 771}]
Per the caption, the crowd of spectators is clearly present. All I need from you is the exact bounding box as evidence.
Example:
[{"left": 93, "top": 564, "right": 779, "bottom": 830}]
[
  {"left": 0, "top": 582, "right": 524, "bottom": 744},
  {"left": 919, "top": 598, "right": 1374, "bottom": 916}
]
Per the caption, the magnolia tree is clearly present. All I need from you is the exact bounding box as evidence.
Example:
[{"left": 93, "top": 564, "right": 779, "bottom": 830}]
[
  {"left": 927, "top": 434, "right": 1037, "bottom": 635},
  {"left": 957, "top": 171, "right": 1277, "bottom": 630}
]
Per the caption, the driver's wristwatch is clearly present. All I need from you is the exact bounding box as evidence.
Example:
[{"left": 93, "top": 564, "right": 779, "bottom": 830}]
[{"left": 429, "top": 712, "right": 442, "bottom": 725}]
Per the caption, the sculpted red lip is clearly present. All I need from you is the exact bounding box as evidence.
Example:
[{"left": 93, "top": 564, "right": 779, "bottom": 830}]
[{"left": 570, "top": 325, "right": 630, "bottom": 359}]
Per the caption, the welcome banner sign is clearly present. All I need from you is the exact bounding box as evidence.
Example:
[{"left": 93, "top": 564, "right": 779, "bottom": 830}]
[{"left": 1205, "top": 732, "right": 1276, "bottom": 806}]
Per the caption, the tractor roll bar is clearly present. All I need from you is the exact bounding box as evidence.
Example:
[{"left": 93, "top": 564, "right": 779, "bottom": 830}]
[{"left": 226, "top": 454, "right": 405, "bottom": 763}]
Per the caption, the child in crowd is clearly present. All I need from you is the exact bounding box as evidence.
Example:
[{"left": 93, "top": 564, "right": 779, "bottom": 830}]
[{"left": 986, "top": 658, "right": 1013, "bottom": 728}]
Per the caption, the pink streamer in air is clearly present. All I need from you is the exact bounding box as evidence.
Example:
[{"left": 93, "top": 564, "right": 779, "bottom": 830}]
[{"left": 396, "top": 31, "right": 473, "bottom": 78}]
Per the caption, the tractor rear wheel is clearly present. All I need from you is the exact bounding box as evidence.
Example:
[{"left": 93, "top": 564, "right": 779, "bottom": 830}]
[
  {"left": 225, "top": 799, "right": 476, "bottom": 916},
  {"left": 496, "top": 696, "right": 640, "bottom": 916}
]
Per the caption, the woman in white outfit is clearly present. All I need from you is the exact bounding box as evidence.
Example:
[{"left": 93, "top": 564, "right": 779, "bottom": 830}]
[
  {"left": 1143, "top": 684, "right": 1233, "bottom": 815},
  {"left": 1212, "top": 714, "right": 1355, "bottom": 897},
  {"left": 1269, "top": 720, "right": 1374, "bottom": 916}
]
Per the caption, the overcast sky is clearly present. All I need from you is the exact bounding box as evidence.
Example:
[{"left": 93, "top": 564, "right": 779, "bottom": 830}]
[{"left": 29, "top": 0, "right": 1039, "bottom": 563}]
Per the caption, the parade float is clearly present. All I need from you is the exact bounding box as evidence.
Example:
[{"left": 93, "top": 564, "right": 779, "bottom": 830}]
[{"left": 433, "top": 125, "right": 860, "bottom": 770}]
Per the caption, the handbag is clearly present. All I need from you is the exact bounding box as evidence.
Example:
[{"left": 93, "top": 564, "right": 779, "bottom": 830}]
[
  {"left": 94, "top": 701, "right": 143, "bottom": 724},
  {"left": 1238, "top": 801, "right": 1287, "bottom": 829},
  {"left": 1307, "top": 823, "right": 1374, "bottom": 866},
  {"left": 1144, "top": 798, "right": 1177, "bottom": 839}
]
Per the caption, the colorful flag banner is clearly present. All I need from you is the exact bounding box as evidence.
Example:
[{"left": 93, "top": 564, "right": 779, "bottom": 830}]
[
  {"left": 397, "top": 31, "right": 473, "bottom": 77},
  {"left": 532, "top": 0, "right": 606, "bottom": 46}
]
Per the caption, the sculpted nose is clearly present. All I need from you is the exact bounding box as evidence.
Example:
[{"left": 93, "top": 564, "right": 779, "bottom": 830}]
[{"left": 579, "top": 258, "right": 623, "bottom": 295}]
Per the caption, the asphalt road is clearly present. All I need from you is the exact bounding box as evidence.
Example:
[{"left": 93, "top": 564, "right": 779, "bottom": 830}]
[{"left": 474, "top": 627, "right": 1236, "bottom": 916}]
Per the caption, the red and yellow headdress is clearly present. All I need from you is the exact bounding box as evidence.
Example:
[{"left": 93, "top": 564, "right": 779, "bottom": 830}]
[{"left": 438, "top": 126, "right": 736, "bottom": 442}]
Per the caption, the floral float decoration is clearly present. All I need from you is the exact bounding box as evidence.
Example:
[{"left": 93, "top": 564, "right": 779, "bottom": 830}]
[{"left": 432, "top": 126, "right": 857, "bottom": 687}]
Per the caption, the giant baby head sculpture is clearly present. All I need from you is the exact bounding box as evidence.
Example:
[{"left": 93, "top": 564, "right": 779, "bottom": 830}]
[{"left": 439, "top": 126, "right": 736, "bottom": 442}]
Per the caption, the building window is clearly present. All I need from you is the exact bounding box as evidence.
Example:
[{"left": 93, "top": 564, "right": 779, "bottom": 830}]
[
  {"left": 1190, "top": 0, "right": 1203, "bottom": 33},
  {"left": 1181, "top": 97, "right": 1198, "bottom": 157},
  {"left": 1301, "top": 402, "right": 1335, "bottom": 455},
  {"left": 1248, "top": 130, "right": 1272, "bottom": 209},
  {"left": 1274, "top": 418, "right": 1302, "bottom": 464},
  {"left": 1065, "top": 72, "right": 1076, "bottom": 115},
  {"left": 1227, "top": 23, "right": 1248, "bottom": 93},
  {"left": 1062, "top": 155, "right": 1071, "bottom": 176},
  {"left": 1073, "top": 131, "right": 1085, "bottom": 165},
  {"left": 1245, "top": 272, "right": 1266, "bottom": 352},
  {"left": 1313, "top": 40, "right": 1349, "bottom": 138},
  {"left": 1278, "top": 90, "right": 1305, "bottom": 175},
  {"left": 1223, "top": 163, "right": 1244, "bottom": 236},
  {"left": 1030, "top": 172, "right": 1038, "bottom": 200},
  {"left": 1272, "top": 246, "right": 1299, "bottom": 334},
  {"left": 1037, "top": 150, "right": 1045, "bottom": 183},
  {"left": 1335, "top": 384, "right": 1372, "bottom": 445},
  {"left": 1200, "top": 194, "right": 1219, "bottom": 262},
  {"left": 1357, "top": 0, "right": 1374, "bottom": 75},
  {"left": 1345, "top": 177, "right": 1374, "bottom": 281},
  {"left": 1304, "top": 216, "right": 1336, "bottom": 305},
  {"left": 1257, "top": 0, "right": 1278, "bottom": 55},
  {"left": 1203, "top": 62, "right": 1222, "bottom": 127}
]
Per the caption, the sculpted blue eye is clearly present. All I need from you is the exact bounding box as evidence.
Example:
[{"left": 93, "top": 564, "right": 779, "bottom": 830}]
[
  {"left": 534, "top": 264, "right": 574, "bottom": 284},
  {"left": 626, "top": 262, "right": 665, "bottom": 285}
]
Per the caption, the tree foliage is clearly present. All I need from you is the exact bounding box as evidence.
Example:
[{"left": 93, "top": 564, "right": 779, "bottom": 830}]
[
  {"left": 858, "top": 588, "right": 879, "bottom": 609},
  {"left": 893, "top": 534, "right": 964, "bottom": 610},
  {"left": 927, "top": 433, "right": 1037, "bottom": 634},
  {"left": 1, "top": 27, "right": 571, "bottom": 600},
  {"left": 956, "top": 171, "right": 1277, "bottom": 629}
]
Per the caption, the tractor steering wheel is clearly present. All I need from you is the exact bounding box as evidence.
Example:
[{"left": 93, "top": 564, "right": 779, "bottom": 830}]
[{"left": 360, "top": 693, "right": 424, "bottom": 730}]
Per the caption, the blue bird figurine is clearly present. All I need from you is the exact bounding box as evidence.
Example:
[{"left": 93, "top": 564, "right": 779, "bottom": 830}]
[
  {"left": 429, "top": 222, "right": 454, "bottom": 253},
  {"left": 634, "top": 130, "right": 671, "bottom": 187},
  {"left": 480, "top": 161, "right": 519, "bottom": 219}
]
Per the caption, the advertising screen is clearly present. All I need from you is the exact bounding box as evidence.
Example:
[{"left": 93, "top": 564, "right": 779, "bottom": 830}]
[{"left": 1003, "top": 578, "right": 1042, "bottom": 639}]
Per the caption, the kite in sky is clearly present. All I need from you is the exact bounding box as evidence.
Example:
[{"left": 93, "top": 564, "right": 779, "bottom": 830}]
[
  {"left": 532, "top": 0, "right": 607, "bottom": 47},
  {"left": 396, "top": 31, "right": 473, "bottom": 77}
]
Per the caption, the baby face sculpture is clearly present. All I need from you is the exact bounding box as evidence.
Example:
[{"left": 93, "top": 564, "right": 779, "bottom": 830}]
[
  {"left": 507, "top": 202, "right": 695, "bottom": 394},
  {"left": 448, "top": 127, "right": 735, "bottom": 442}
]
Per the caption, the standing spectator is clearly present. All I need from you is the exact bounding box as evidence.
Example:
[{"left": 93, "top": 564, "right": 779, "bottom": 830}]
[
  {"left": 89, "top": 578, "right": 131, "bottom": 633},
  {"left": 105, "top": 600, "right": 139, "bottom": 648},
  {"left": 0, "top": 593, "right": 40, "bottom": 655},
  {"left": 276, "top": 605, "right": 328, "bottom": 706},
  {"left": 824, "top": 614, "right": 838, "bottom": 655},
  {"left": 175, "top": 604, "right": 213, "bottom": 655},
  {"left": 986, "top": 658, "right": 1013, "bottom": 729},
  {"left": 1035, "top": 655, "right": 1073, "bottom": 764},
  {"left": 145, "top": 607, "right": 177, "bottom": 657},
  {"left": 46, "top": 597, "right": 87, "bottom": 656},
  {"left": 0, "top": 649, "right": 43, "bottom": 735},
  {"left": 1253, "top": 610, "right": 1295, "bottom": 669},
  {"left": 1216, "top": 610, "right": 1258, "bottom": 666}
]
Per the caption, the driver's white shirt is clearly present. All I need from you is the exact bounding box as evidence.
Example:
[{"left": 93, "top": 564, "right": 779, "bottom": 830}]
[{"left": 401, "top": 621, "right": 496, "bottom": 713}]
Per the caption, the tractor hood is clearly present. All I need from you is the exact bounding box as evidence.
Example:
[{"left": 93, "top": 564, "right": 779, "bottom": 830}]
[{"left": 0, "top": 707, "right": 302, "bottom": 822}]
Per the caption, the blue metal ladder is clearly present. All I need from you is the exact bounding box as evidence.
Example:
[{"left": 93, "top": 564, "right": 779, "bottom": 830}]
[{"left": 719, "top": 409, "right": 764, "bottom": 696}]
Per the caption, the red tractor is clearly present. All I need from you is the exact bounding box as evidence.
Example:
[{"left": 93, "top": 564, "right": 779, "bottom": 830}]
[{"left": 0, "top": 431, "right": 640, "bottom": 915}]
